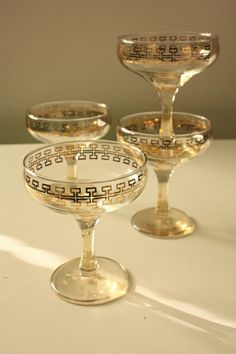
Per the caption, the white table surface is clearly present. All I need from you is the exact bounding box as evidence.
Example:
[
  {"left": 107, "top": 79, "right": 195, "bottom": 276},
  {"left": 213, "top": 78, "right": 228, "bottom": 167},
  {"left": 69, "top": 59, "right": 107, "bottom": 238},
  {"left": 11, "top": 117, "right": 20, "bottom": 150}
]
[{"left": 0, "top": 140, "right": 235, "bottom": 354}]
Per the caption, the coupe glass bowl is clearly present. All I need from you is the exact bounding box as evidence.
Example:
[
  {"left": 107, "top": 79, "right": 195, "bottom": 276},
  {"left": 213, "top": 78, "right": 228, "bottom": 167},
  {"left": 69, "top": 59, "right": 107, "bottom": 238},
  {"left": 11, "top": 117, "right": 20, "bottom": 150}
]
[{"left": 26, "top": 100, "right": 111, "bottom": 143}]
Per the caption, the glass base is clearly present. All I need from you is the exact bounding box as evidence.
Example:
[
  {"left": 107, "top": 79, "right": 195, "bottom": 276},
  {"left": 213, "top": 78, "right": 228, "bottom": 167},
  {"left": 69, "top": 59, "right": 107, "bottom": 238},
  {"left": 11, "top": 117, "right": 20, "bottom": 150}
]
[
  {"left": 50, "top": 256, "right": 129, "bottom": 305},
  {"left": 132, "top": 207, "right": 196, "bottom": 239}
]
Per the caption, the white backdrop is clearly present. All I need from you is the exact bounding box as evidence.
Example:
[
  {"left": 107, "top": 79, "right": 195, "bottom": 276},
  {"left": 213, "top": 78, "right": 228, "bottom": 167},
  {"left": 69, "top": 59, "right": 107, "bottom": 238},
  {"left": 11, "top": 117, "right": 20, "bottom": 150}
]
[{"left": 0, "top": 0, "right": 235, "bottom": 143}]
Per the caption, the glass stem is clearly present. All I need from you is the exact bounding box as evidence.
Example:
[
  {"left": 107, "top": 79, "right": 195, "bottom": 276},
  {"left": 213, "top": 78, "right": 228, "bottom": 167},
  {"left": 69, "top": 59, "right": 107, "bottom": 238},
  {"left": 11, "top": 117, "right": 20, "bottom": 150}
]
[
  {"left": 76, "top": 218, "right": 100, "bottom": 277},
  {"left": 154, "top": 167, "right": 173, "bottom": 214},
  {"left": 158, "top": 87, "right": 177, "bottom": 138},
  {"left": 66, "top": 157, "right": 77, "bottom": 180}
]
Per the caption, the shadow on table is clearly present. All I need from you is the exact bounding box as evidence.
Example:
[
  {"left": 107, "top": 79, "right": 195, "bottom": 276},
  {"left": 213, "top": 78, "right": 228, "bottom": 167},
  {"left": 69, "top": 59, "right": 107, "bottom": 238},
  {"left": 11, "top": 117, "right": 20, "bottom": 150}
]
[
  {"left": 125, "top": 278, "right": 236, "bottom": 349},
  {"left": 1, "top": 232, "right": 235, "bottom": 350}
]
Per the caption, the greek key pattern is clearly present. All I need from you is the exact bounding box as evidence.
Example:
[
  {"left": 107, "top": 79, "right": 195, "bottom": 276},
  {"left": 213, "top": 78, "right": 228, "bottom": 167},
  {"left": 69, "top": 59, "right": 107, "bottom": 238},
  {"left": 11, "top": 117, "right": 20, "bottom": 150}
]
[
  {"left": 122, "top": 133, "right": 209, "bottom": 149},
  {"left": 25, "top": 173, "right": 145, "bottom": 208},
  {"left": 129, "top": 34, "right": 209, "bottom": 42},
  {"left": 27, "top": 143, "right": 139, "bottom": 172},
  {"left": 27, "top": 118, "right": 80, "bottom": 133},
  {"left": 24, "top": 142, "right": 145, "bottom": 208},
  {"left": 26, "top": 117, "right": 107, "bottom": 137},
  {"left": 121, "top": 35, "right": 214, "bottom": 62},
  {"left": 28, "top": 106, "right": 102, "bottom": 121}
]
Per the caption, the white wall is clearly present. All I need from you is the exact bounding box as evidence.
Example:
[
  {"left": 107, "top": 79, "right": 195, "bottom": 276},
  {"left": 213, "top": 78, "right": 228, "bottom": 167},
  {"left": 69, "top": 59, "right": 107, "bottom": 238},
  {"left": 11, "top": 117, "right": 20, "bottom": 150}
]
[{"left": 0, "top": 0, "right": 235, "bottom": 143}]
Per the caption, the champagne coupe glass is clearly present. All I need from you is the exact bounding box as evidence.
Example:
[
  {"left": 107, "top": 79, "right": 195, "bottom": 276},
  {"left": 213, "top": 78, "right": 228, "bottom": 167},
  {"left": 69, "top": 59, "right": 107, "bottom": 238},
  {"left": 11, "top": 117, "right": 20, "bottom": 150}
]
[
  {"left": 117, "top": 111, "right": 212, "bottom": 238},
  {"left": 23, "top": 140, "right": 147, "bottom": 305},
  {"left": 26, "top": 100, "right": 111, "bottom": 179},
  {"left": 117, "top": 32, "right": 219, "bottom": 139}
]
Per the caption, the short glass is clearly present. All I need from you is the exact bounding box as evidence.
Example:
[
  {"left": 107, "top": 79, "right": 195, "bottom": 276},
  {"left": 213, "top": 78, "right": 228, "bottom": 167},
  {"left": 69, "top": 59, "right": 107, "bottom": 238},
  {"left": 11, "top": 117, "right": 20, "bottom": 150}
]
[
  {"left": 26, "top": 100, "right": 111, "bottom": 143},
  {"left": 23, "top": 140, "right": 147, "bottom": 305},
  {"left": 117, "top": 111, "right": 212, "bottom": 238},
  {"left": 26, "top": 100, "right": 111, "bottom": 180}
]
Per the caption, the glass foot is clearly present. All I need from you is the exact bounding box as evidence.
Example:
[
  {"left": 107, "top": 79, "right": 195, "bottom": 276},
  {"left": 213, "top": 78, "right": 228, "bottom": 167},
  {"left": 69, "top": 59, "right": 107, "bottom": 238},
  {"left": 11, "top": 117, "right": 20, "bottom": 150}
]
[
  {"left": 50, "top": 256, "right": 129, "bottom": 305},
  {"left": 132, "top": 207, "right": 196, "bottom": 238}
]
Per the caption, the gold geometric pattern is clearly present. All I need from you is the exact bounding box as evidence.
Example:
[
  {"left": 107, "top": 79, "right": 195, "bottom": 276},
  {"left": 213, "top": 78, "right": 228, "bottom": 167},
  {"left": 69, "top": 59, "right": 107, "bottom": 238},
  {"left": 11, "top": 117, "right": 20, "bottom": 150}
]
[
  {"left": 121, "top": 34, "right": 213, "bottom": 62},
  {"left": 24, "top": 142, "right": 146, "bottom": 209}
]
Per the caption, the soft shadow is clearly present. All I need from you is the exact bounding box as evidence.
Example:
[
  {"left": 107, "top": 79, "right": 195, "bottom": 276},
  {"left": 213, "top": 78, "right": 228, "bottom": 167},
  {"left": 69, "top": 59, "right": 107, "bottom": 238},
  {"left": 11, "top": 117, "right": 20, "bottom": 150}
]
[
  {"left": 124, "top": 281, "right": 236, "bottom": 348},
  {"left": 0, "top": 233, "right": 68, "bottom": 269}
]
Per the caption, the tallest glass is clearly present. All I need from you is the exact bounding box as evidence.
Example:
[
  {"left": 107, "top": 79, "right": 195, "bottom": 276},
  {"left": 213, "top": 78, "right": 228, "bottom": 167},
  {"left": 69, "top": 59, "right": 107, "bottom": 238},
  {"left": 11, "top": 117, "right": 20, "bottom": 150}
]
[
  {"left": 117, "top": 32, "right": 219, "bottom": 238},
  {"left": 117, "top": 32, "right": 219, "bottom": 139}
]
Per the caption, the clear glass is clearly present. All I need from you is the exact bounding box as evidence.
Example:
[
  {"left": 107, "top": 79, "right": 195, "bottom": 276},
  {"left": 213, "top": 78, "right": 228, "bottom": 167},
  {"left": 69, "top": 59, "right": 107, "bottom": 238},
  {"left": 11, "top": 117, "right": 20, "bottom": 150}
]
[
  {"left": 26, "top": 100, "right": 111, "bottom": 179},
  {"left": 23, "top": 140, "right": 147, "bottom": 305},
  {"left": 117, "top": 111, "right": 212, "bottom": 238},
  {"left": 117, "top": 32, "right": 219, "bottom": 138},
  {"left": 26, "top": 100, "right": 111, "bottom": 143}
]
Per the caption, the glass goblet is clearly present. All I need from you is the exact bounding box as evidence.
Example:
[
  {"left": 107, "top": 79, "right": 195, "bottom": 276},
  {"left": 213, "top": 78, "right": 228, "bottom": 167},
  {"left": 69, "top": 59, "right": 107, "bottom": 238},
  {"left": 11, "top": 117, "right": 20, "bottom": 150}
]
[
  {"left": 117, "top": 32, "right": 219, "bottom": 138},
  {"left": 26, "top": 100, "right": 111, "bottom": 179},
  {"left": 117, "top": 111, "right": 212, "bottom": 238},
  {"left": 23, "top": 140, "right": 147, "bottom": 305}
]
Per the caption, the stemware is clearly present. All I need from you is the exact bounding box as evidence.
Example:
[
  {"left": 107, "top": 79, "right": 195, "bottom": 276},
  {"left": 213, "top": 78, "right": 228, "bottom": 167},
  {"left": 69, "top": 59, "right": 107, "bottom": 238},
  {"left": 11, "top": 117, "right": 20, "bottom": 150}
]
[
  {"left": 117, "top": 32, "right": 219, "bottom": 138},
  {"left": 117, "top": 111, "right": 212, "bottom": 238},
  {"left": 23, "top": 140, "right": 147, "bottom": 305},
  {"left": 26, "top": 100, "right": 111, "bottom": 179}
]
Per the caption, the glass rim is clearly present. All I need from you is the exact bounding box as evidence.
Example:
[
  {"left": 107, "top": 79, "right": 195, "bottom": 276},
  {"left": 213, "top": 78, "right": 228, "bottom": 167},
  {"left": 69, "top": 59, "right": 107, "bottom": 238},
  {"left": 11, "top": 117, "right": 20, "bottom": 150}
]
[
  {"left": 23, "top": 139, "right": 147, "bottom": 185},
  {"left": 117, "top": 111, "right": 212, "bottom": 138},
  {"left": 118, "top": 32, "right": 219, "bottom": 44},
  {"left": 26, "top": 100, "right": 110, "bottom": 123}
]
